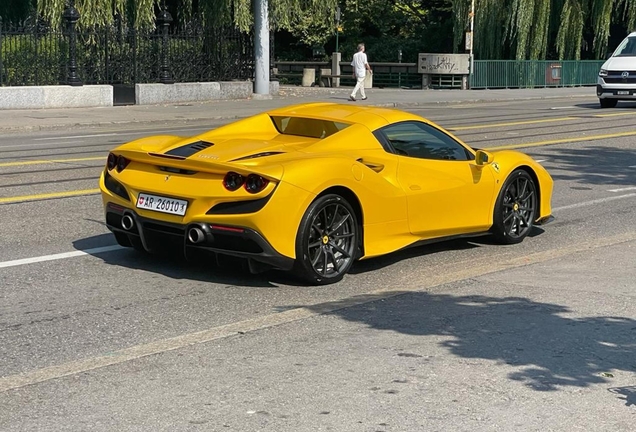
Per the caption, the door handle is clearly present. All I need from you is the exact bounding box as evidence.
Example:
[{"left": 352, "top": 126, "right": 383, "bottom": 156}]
[{"left": 356, "top": 158, "right": 384, "bottom": 173}]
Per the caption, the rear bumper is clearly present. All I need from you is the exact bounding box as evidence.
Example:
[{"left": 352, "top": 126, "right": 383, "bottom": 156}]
[{"left": 105, "top": 204, "right": 294, "bottom": 271}]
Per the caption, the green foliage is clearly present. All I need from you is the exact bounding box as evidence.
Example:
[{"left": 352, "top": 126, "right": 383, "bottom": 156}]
[
  {"left": 1, "top": 34, "right": 63, "bottom": 85},
  {"left": 454, "top": 0, "right": 636, "bottom": 60},
  {"left": 0, "top": 0, "right": 36, "bottom": 24}
]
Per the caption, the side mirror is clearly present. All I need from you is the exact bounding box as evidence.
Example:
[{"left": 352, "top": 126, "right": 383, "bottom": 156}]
[{"left": 475, "top": 150, "right": 494, "bottom": 166}]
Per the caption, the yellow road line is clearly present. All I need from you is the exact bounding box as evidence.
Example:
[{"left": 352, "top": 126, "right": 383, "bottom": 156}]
[
  {"left": 0, "top": 189, "right": 100, "bottom": 204},
  {"left": 0, "top": 156, "right": 104, "bottom": 168},
  {"left": 490, "top": 130, "right": 636, "bottom": 150},
  {"left": 448, "top": 116, "right": 578, "bottom": 131},
  {"left": 593, "top": 111, "right": 636, "bottom": 118}
]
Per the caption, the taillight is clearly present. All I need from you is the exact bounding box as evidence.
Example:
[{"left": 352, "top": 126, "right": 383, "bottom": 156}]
[
  {"left": 116, "top": 155, "right": 130, "bottom": 172},
  {"left": 107, "top": 153, "right": 117, "bottom": 170},
  {"left": 244, "top": 174, "right": 269, "bottom": 194},
  {"left": 223, "top": 172, "right": 244, "bottom": 191}
]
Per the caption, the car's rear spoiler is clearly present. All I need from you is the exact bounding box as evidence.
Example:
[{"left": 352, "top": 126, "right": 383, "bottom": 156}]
[{"left": 115, "top": 149, "right": 284, "bottom": 180}]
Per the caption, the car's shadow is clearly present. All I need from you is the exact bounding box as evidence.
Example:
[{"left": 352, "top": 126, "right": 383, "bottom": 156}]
[
  {"left": 75, "top": 229, "right": 544, "bottom": 286},
  {"left": 276, "top": 290, "right": 636, "bottom": 398}
]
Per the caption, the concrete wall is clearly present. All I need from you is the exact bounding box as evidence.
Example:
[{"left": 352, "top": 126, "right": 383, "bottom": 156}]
[
  {"left": 0, "top": 86, "right": 113, "bottom": 110},
  {"left": 135, "top": 81, "right": 279, "bottom": 105},
  {"left": 0, "top": 81, "right": 279, "bottom": 109}
]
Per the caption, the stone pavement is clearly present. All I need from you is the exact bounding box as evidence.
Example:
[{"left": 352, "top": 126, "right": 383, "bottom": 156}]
[{"left": 0, "top": 86, "right": 596, "bottom": 133}]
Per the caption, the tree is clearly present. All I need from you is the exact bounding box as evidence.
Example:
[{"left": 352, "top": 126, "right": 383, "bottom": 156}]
[
  {"left": 36, "top": 0, "right": 338, "bottom": 32},
  {"left": 452, "top": 0, "right": 636, "bottom": 60},
  {"left": 0, "top": 0, "right": 36, "bottom": 25}
]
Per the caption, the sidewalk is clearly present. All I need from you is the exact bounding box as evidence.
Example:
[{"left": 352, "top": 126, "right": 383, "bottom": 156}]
[{"left": 1, "top": 86, "right": 595, "bottom": 134}]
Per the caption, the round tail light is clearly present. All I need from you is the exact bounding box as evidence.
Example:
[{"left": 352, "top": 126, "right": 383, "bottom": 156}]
[
  {"left": 223, "top": 172, "right": 244, "bottom": 191},
  {"left": 244, "top": 174, "right": 269, "bottom": 194},
  {"left": 107, "top": 153, "right": 117, "bottom": 170},
  {"left": 116, "top": 155, "right": 130, "bottom": 172}
]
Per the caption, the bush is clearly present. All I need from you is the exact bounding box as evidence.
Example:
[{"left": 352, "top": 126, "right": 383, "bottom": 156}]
[{"left": 1, "top": 33, "right": 63, "bottom": 86}]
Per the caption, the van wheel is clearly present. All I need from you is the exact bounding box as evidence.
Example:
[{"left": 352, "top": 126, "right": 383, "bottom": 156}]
[{"left": 600, "top": 98, "right": 617, "bottom": 108}]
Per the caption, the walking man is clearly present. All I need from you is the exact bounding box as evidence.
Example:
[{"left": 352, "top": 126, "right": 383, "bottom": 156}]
[{"left": 350, "top": 43, "right": 372, "bottom": 101}]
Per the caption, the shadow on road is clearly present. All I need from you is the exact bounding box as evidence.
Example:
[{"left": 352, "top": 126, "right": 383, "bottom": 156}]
[
  {"left": 532, "top": 145, "right": 636, "bottom": 186},
  {"left": 283, "top": 291, "right": 636, "bottom": 395}
]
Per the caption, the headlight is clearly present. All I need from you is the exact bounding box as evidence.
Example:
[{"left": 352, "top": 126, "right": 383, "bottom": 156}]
[{"left": 599, "top": 69, "right": 608, "bottom": 77}]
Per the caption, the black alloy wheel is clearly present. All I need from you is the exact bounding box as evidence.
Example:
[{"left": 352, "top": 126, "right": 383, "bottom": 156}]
[
  {"left": 492, "top": 170, "right": 537, "bottom": 244},
  {"left": 295, "top": 194, "right": 358, "bottom": 285}
]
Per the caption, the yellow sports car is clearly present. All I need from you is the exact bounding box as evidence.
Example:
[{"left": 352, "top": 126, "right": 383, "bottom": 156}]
[{"left": 100, "top": 103, "right": 553, "bottom": 284}]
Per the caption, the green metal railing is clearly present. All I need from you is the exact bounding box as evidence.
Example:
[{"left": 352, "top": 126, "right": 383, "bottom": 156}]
[{"left": 470, "top": 60, "right": 605, "bottom": 89}]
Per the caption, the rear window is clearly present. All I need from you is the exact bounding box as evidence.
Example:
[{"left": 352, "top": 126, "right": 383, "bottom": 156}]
[{"left": 270, "top": 116, "right": 350, "bottom": 139}]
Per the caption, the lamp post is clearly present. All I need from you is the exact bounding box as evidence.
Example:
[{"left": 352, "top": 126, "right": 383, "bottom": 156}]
[
  {"left": 157, "top": 2, "right": 173, "bottom": 84},
  {"left": 335, "top": 6, "right": 341, "bottom": 53},
  {"left": 63, "top": 0, "right": 82, "bottom": 86},
  {"left": 469, "top": 0, "right": 475, "bottom": 87},
  {"left": 398, "top": 49, "right": 402, "bottom": 88}
]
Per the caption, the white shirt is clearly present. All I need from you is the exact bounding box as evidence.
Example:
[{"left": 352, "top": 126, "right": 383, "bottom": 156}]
[{"left": 351, "top": 52, "right": 368, "bottom": 78}]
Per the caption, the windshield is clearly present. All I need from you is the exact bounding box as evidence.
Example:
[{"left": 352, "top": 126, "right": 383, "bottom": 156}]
[{"left": 613, "top": 36, "right": 636, "bottom": 57}]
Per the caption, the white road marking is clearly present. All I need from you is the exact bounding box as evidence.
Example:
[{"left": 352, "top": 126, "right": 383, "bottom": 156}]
[
  {"left": 607, "top": 186, "right": 636, "bottom": 193},
  {"left": 549, "top": 106, "right": 578, "bottom": 110},
  {"left": 0, "top": 141, "right": 105, "bottom": 150},
  {"left": 535, "top": 159, "right": 546, "bottom": 163},
  {"left": 553, "top": 193, "right": 636, "bottom": 212},
  {"left": 0, "top": 245, "right": 123, "bottom": 269},
  {"left": 33, "top": 133, "right": 120, "bottom": 141},
  {"left": 1, "top": 193, "right": 635, "bottom": 271}
]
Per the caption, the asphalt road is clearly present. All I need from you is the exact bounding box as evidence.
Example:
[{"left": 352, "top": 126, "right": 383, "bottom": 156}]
[{"left": 1, "top": 96, "right": 636, "bottom": 431}]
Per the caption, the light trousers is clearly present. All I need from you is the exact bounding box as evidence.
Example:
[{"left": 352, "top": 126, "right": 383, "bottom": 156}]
[{"left": 351, "top": 75, "right": 366, "bottom": 99}]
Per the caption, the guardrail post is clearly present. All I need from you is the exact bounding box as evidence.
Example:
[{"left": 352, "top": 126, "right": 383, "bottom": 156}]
[
  {"left": 157, "top": 3, "right": 173, "bottom": 84},
  {"left": 63, "top": 0, "right": 82, "bottom": 86}
]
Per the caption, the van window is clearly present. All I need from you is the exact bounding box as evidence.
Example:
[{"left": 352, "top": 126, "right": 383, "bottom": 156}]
[{"left": 614, "top": 36, "right": 636, "bottom": 57}]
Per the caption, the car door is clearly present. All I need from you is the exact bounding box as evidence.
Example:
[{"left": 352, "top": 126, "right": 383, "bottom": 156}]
[{"left": 376, "top": 121, "right": 496, "bottom": 238}]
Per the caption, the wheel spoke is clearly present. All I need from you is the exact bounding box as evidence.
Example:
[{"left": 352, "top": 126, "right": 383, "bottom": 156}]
[
  {"left": 503, "top": 203, "right": 515, "bottom": 208},
  {"left": 311, "top": 249, "right": 322, "bottom": 267},
  {"left": 518, "top": 212, "right": 529, "bottom": 228},
  {"left": 322, "top": 249, "right": 328, "bottom": 276},
  {"left": 329, "top": 241, "right": 351, "bottom": 259},
  {"left": 328, "top": 204, "right": 339, "bottom": 231},
  {"left": 309, "top": 240, "right": 322, "bottom": 248},
  {"left": 333, "top": 232, "right": 354, "bottom": 240},
  {"left": 328, "top": 248, "right": 340, "bottom": 273},
  {"left": 503, "top": 211, "right": 515, "bottom": 224},
  {"left": 327, "top": 213, "right": 351, "bottom": 235},
  {"left": 311, "top": 223, "right": 322, "bottom": 235},
  {"left": 518, "top": 178, "right": 528, "bottom": 200},
  {"left": 521, "top": 190, "right": 535, "bottom": 204}
]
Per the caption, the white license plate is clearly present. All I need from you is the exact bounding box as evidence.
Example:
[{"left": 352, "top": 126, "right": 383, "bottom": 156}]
[
  {"left": 617, "top": 90, "right": 630, "bottom": 95},
  {"left": 136, "top": 193, "right": 188, "bottom": 216}
]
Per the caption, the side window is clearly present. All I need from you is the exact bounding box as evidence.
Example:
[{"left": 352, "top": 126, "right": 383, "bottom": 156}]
[{"left": 380, "top": 121, "right": 473, "bottom": 161}]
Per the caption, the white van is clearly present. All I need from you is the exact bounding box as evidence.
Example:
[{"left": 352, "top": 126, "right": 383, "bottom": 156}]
[{"left": 597, "top": 31, "right": 636, "bottom": 108}]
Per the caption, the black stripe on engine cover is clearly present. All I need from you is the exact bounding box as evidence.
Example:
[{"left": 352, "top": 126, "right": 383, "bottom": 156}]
[{"left": 165, "top": 141, "right": 214, "bottom": 158}]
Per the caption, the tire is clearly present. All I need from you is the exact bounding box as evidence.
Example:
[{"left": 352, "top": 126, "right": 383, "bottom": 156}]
[
  {"left": 600, "top": 98, "right": 617, "bottom": 108},
  {"left": 492, "top": 169, "right": 537, "bottom": 245},
  {"left": 294, "top": 194, "right": 359, "bottom": 285}
]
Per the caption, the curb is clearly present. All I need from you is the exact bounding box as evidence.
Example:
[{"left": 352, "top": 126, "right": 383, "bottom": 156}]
[{"left": 0, "top": 92, "right": 595, "bottom": 134}]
